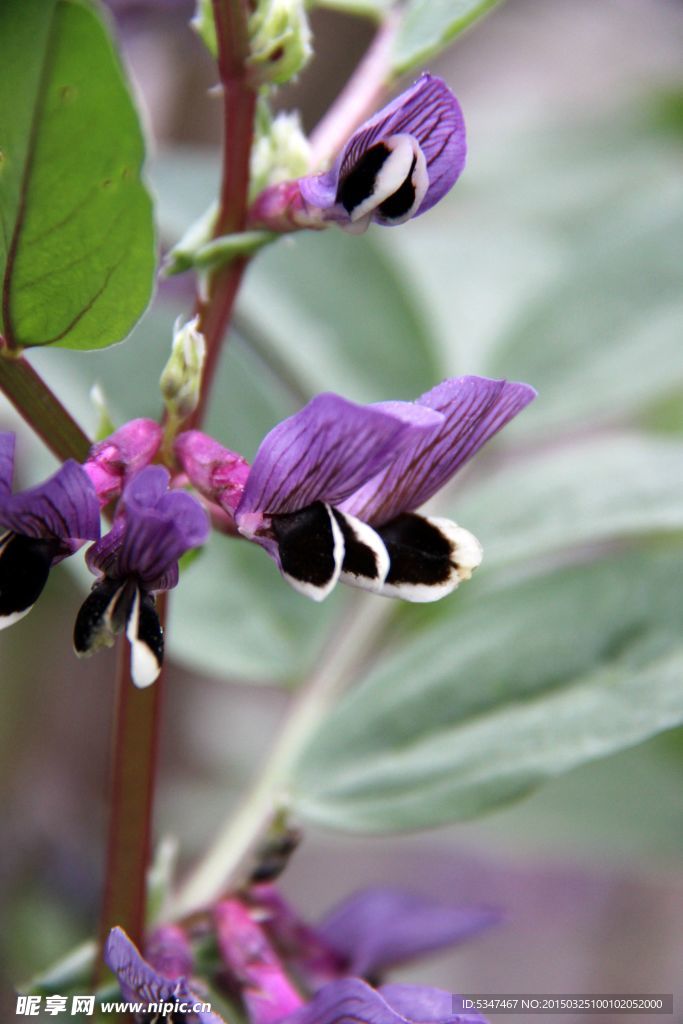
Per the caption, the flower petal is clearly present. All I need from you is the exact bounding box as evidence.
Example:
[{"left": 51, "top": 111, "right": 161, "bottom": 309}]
[
  {"left": 215, "top": 899, "right": 304, "bottom": 1024},
  {"left": 318, "top": 887, "right": 500, "bottom": 977},
  {"left": 0, "top": 459, "right": 100, "bottom": 547},
  {"left": 0, "top": 432, "right": 16, "bottom": 497},
  {"left": 104, "top": 926, "right": 185, "bottom": 1006},
  {"left": 104, "top": 926, "right": 225, "bottom": 1024},
  {"left": 272, "top": 501, "right": 345, "bottom": 602},
  {"left": 84, "top": 418, "right": 163, "bottom": 506},
  {"left": 284, "top": 978, "right": 486, "bottom": 1024},
  {"left": 375, "top": 515, "right": 482, "bottom": 603},
  {"left": 300, "top": 74, "right": 465, "bottom": 224},
  {"left": 340, "top": 378, "right": 536, "bottom": 525},
  {"left": 88, "top": 467, "right": 209, "bottom": 588},
  {"left": 381, "top": 985, "right": 489, "bottom": 1024},
  {"left": 0, "top": 532, "right": 58, "bottom": 629},
  {"left": 238, "top": 394, "right": 442, "bottom": 519}
]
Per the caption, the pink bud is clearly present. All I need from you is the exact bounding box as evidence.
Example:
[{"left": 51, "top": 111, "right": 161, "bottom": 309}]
[
  {"left": 83, "top": 419, "right": 163, "bottom": 506},
  {"left": 175, "top": 431, "right": 250, "bottom": 517},
  {"left": 145, "top": 924, "right": 193, "bottom": 980},
  {"left": 215, "top": 899, "right": 303, "bottom": 1024}
]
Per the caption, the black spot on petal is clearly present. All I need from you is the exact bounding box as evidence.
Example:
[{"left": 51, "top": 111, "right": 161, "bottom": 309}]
[
  {"left": 0, "top": 532, "right": 59, "bottom": 620},
  {"left": 377, "top": 513, "right": 453, "bottom": 586},
  {"left": 336, "top": 143, "right": 391, "bottom": 215},
  {"left": 73, "top": 577, "right": 131, "bottom": 655},
  {"left": 272, "top": 502, "right": 339, "bottom": 590}
]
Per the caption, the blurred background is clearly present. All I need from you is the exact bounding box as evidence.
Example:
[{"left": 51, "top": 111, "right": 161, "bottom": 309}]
[{"left": 1, "top": 1, "right": 682, "bottom": 1020}]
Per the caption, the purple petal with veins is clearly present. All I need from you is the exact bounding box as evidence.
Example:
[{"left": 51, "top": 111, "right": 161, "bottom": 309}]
[
  {"left": 282, "top": 978, "right": 488, "bottom": 1024},
  {"left": 318, "top": 887, "right": 501, "bottom": 977},
  {"left": 237, "top": 394, "right": 442, "bottom": 522},
  {"left": 300, "top": 74, "right": 465, "bottom": 222},
  {"left": 87, "top": 466, "right": 209, "bottom": 589},
  {"left": 105, "top": 927, "right": 225, "bottom": 1023},
  {"left": 340, "top": 377, "right": 536, "bottom": 526},
  {"left": 0, "top": 432, "right": 15, "bottom": 497},
  {"left": 0, "top": 454, "right": 100, "bottom": 553}
]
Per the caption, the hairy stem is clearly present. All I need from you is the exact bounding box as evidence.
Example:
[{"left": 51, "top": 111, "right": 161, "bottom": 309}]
[
  {"left": 0, "top": 349, "right": 91, "bottom": 462},
  {"left": 96, "top": 594, "right": 167, "bottom": 971},
  {"left": 309, "top": 10, "right": 401, "bottom": 169},
  {"left": 172, "top": 596, "right": 393, "bottom": 918}
]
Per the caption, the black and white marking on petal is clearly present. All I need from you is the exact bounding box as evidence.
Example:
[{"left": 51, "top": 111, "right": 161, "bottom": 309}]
[
  {"left": 125, "top": 587, "right": 164, "bottom": 689},
  {"left": 375, "top": 513, "right": 482, "bottom": 602},
  {"left": 0, "top": 531, "right": 59, "bottom": 629},
  {"left": 332, "top": 509, "right": 390, "bottom": 592},
  {"left": 73, "top": 577, "right": 131, "bottom": 656},
  {"left": 272, "top": 501, "right": 344, "bottom": 601},
  {"left": 337, "top": 134, "right": 428, "bottom": 226}
]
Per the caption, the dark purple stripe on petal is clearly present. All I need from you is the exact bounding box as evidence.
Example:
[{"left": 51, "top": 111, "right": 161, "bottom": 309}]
[
  {"left": 339, "top": 377, "right": 536, "bottom": 526},
  {"left": 0, "top": 432, "right": 16, "bottom": 497},
  {"left": 337, "top": 75, "right": 466, "bottom": 219},
  {"left": 0, "top": 459, "right": 100, "bottom": 547},
  {"left": 237, "top": 394, "right": 441, "bottom": 519},
  {"left": 86, "top": 467, "right": 209, "bottom": 589}
]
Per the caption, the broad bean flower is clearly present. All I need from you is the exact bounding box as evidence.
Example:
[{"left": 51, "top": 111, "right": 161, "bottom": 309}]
[
  {"left": 176, "top": 377, "right": 535, "bottom": 603},
  {"left": 74, "top": 466, "right": 209, "bottom": 687},
  {"left": 105, "top": 883, "right": 495, "bottom": 1024},
  {"left": 250, "top": 74, "right": 466, "bottom": 233},
  {"left": 0, "top": 432, "right": 100, "bottom": 628}
]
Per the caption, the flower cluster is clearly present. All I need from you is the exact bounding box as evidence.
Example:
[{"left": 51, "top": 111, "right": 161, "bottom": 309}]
[
  {"left": 1, "top": 421, "right": 209, "bottom": 688},
  {"left": 105, "top": 884, "right": 499, "bottom": 1024},
  {"left": 177, "top": 377, "right": 535, "bottom": 603},
  {"left": 0, "top": 374, "right": 533, "bottom": 684}
]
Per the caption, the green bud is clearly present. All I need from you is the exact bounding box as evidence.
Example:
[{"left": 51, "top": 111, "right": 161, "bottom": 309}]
[
  {"left": 160, "top": 316, "right": 206, "bottom": 422},
  {"left": 251, "top": 110, "right": 312, "bottom": 199},
  {"left": 248, "top": 0, "right": 312, "bottom": 86}
]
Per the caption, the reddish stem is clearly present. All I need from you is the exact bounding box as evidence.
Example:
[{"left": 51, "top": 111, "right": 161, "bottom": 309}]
[
  {"left": 97, "top": 594, "right": 167, "bottom": 970},
  {"left": 188, "top": 0, "right": 257, "bottom": 429},
  {"left": 97, "top": 0, "right": 256, "bottom": 969}
]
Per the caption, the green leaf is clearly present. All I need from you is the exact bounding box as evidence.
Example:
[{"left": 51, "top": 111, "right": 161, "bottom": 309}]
[
  {"left": 392, "top": 0, "right": 502, "bottom": 74},
  {"left": 238, "top": 230, "right": 440, "bottom": 403},
  {"left": 454, "top": 433, "right": 683, "bottom": 573},
  {"left": 291, "top": 547, "right": 683, "bottom": 831},
  {"left": 0, "top": 0, "right": 154, "bottom": 351}
]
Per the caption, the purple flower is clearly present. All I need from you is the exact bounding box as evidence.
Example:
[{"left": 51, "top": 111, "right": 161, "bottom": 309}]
[
  {"left": 83, "top": 418, "right": 163, "bottom": 507},
  {"left": 105, "top": 926, "right": 225, "bottom": 1023},
  {"left": 251, "top": 883, "right": 499, "bottom": 989},
  {"left": 285, "top": 979, "right": 487, "bottom": 1024},
  {"left": 214, "top": 894, "right": 489, "bottom": 1024},
  {"left": 177, "top": 377, "right": 535, "bottom": 603},
  {"left": 74, "top": 466, "right": 209, "bottom": 687},
  {"left": 250, "top": 75, "right": 465, "bottom": 233},
  {"left": 0, "top": 432, "right": 100, "bottom": 629}
]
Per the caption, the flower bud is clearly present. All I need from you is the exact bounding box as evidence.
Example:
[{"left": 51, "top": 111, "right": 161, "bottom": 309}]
[
  {"left": 251, "top": 111, "right": 311, "bottom": 200},
  {"left": 83, "top": 419, "right": 163, "bottom": 506},
  {"left": 248, "top": 0, "right": 312, "bottom": 87},
  {"left": 160, "top": 316, "right": 206, "bottom": 423}
]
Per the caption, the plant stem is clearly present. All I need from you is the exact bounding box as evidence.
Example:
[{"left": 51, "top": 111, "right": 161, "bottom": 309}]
[
  {"left": 97, "top": 0, "right": 256, "bottom": 964},
  {"left": 172, "top": 596, "right": 393, "bottom": 918},
  {"left": 308, "top": 10, "right": 401, "bottom": 169},
  {"left": 188, "top": 0, "right": 257, "bottom": 430},
  {"left": 96, "top": 594, "right": 167, "bottom": 970},
  {"left": 0, "top": 350, "right": 91, "bottom": 462}
]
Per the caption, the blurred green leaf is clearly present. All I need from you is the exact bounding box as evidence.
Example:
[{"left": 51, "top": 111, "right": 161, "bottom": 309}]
[
  {"left": 238, "top": 230, "right": 440, "bottom": 402},
  {"left": 291, "top": 547, "right": 683, "bottom": 831},
  {"left": 0, "top": 0, "right": 154, "bottom": 351},
  {"left": 454, "top": 433, "right": 683, "bottom": 572},
  {"left": 392, "top": 0, "right": 502, "bottom": 74}
]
